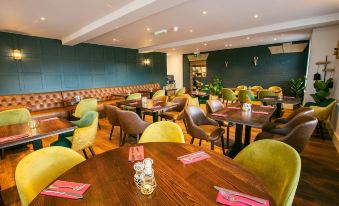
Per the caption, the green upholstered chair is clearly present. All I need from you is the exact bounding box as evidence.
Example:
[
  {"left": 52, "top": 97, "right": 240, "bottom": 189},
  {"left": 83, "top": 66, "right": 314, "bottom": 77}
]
[
  {"left": 123, "top": 93, "right": 142, "bottom": 110},
  {"left": 175, "top": 88, "right": 186, "bottom": 96},
  {"left": 222, "top": 88, "right": 237, "bottom": 105},
  {"left": 258, "top": 90, "right": 277, "bottom": 99},
  {"left": 238, "top": 90, "right": 256, "bottom": 103},
  {"left": 0, "top": 108, "right": 31, "bottom": 127},
  {"left": 252, "top": 85, "right": 263, "bottom": 90},
  {"left": 179, "top": 94, "right": 199, "bottom": 106},
  {"left": 251, "top": 86, "right": 264, "bottom": 98},
  {"left": 152, "top": 90, "right": 165, "bottom": 99},
  {"left": 234, "top": 140, "right": 301, "bottom": 206},
  {"left": 73, "top": 98, "right": 97, "bottom": 119},
  {"left": 51, "top": 111, "right": 99, "bottom": 158},
  {"left": 237, "top": 85, "right": 245, "bottom": 90},
  {"left": 268, "top": 86, "right": 283, "bottom": 96}
]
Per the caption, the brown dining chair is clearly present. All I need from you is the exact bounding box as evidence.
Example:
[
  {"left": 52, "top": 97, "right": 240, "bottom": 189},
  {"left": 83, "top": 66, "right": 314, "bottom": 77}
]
[
  {"left": 262, "top": 107, "right": 314, "bottom": 132},
  {"left": 206, "top": 100, "right": 233, "bottom": 148},
  {"left": 184, "top": 106, "right": 226, "bottom": 154},
  {"left": 142, "top": 96, "right": 169, "bottom": 120},
  {"left": 117, "top": 109, "right": 150, "bottom": 146},
  {"left": 0, "top": 186, "right": 4, "bottom": 206},
  {"left": 159, "top": 97, "right": 188, "bottom": 123},
  {"left": 104, "top": 105, "right": 122, "bottom": 141},
  {"left": 255, "top": 115, "right": 318, "bottom": 153}
]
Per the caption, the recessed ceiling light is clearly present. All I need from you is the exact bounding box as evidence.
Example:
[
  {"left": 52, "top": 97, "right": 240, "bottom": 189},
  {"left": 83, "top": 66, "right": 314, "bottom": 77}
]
[
  {"left": 189, "top": 29, "right": 193, "bottom": 33},
  {"left": 40, "top": 17, "right": 46, "bottom": 21},
  {"left": 149, "top": 39, "right": 153, "bottom": 42},
  {"left": 202, "top": 11, "right": 207, "bottom": 15},
  {"left": 112, "top": 38, "right": 117, "bottom": 41},
  {"left": 204, "top": 43, "right": 207, "bottom": 46},
  {"left": 274, "top": 37, "right": 277, "bottom": 41},
  {"left": 225, "top": 44, "right": 228, "bottom": 47},
  {"left": 173, "top": 26, "right": 179, "bottom": 32},
  {"left": 196, "top": 48, "right": 199, "bottom": 51},
  {"left": 254, "top": 14, "right": 259, "bottom": 19},
  {"left": 146, "top": 27, "right": 150, "bottom": 31},
  {"left": 246, "top": 37, "right": 250, "bottom": 40},
  {"left": 229, "top": 44, "right": 232, "bottom": 47}
]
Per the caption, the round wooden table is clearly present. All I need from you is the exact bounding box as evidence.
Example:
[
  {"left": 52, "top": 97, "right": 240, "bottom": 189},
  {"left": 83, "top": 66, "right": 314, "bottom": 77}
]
[{"left": 31, "top": 143, "right": 275, "bottom": 205}]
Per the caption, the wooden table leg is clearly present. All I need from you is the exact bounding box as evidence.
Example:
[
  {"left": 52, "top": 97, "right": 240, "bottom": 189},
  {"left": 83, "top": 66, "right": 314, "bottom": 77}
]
[
  {"left": 152, "top": 112, "right": 159, "bottom": 122},
  {"left": 136, "top": 108, "right": 142, "bottom": 118},
  {"left": 275, "top": 102, "right": 282, "bottom": 118},
  {"left": 244, "top": 125, "right": 251, "bottom": 146},
  {"left": 226, "top": 123, "right": 243, "bottom": 158},
  {"left": 32, "top": 140, "right": 43, "bottom": 150},
  {"left": 0, "top": 149, "right": 4, "bottom": 160}
]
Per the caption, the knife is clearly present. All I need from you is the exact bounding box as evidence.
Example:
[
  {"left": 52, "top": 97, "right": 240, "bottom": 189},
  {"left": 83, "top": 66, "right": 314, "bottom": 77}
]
[
  {"left": 214, "top": 186, "right": 266, "bottom": 204},
  {"left": 43, "top": 189, "right": 83, "bottom": 199}
]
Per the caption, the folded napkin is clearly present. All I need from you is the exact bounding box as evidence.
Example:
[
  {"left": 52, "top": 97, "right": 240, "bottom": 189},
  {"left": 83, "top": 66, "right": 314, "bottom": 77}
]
[
  {"left": 39, "top": 117, "right": 59, "bottom": 122},
  {"left": 283, "top": 96, "right": 295, "bottom": 99},
  {"left": 129, "top": 146, "right": 144, "bottom": 161},
  {"left": 129, "top": 102, "right": 139, "bottom": 105},
  {"left": 40, "top": 180, "right": 90, "bottom": 199},
  {"left": 178, "top": 151, "right": 210, "bottom": 165},
  {"left": 211, "top": 113, "right": 227, "bottom": 117},
  {"left": 263, "top": 98, "right": 275, "bottom": 100},
  {"left": 0, "top": 133, "right": 29, "bottom": 144},
  {"left": 216, "top": 191, "right": 269, "bottom": 206},
  {"left": 260, "top": 105, "right": 274, "bottom": 108},
  {"left": 227, "top": 107, "right": 241, "bottom": 110},
  {"left": 152, "top": 105, "right": 162, "bottom": 109},
  {"left": 252, "top": 111, "right": 269, "bottom": 115}
]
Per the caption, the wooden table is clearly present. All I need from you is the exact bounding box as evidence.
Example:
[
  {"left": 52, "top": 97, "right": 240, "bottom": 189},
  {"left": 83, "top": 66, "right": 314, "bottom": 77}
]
[
  {"left": 0, "top": 117, "right": 76, "bottom": 159},
  {"left": 111, "top": 93, "right": 130, "bottom": 99},
  {"left": 31, "top": 143, "right": 275, "bottom": 206},
  {"left": 189, "top": 91, "right": 209, "bottom": 98},
  {"left": 260, "top": 97, "right": 301, "bottom": 117},
  {"left": 116, "top": 100, "right": 178, "bottom": 122},
  {"left": 209, "top": 103, "right": 276, "bottom": 158},
  {"left": 138, "top": 90, "right": 159, "bottom": 98}
]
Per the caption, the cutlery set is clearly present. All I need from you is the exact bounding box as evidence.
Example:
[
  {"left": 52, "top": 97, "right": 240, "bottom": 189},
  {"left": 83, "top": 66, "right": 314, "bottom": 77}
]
[
  {"left": 214, "top": 186, "right": 267, "bottom": 205},
  {"left": 43, "top": 184, "right": 87, "bottom": 199}
]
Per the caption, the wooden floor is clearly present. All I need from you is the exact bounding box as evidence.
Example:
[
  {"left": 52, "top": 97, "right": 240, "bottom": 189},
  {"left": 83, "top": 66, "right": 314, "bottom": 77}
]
[{"left": 1, "top": 107, "right": 338, "bottom": 206}]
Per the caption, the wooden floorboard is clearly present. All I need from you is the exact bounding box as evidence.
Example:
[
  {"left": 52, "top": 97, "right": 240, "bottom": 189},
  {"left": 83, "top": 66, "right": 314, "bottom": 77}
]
[{"left": 0, "top": 107, "right": 338, "bottom": 206}]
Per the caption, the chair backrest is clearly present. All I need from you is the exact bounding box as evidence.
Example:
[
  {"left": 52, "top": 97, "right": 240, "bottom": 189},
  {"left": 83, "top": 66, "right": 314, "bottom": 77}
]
[
  {"left": 258, "top": 90, "right": 277, "bottom": 99},
  {"left": 104, "top": 105, "right": 120, "bottom": 126},
  {"left": 310, "top": 99, "right": 336, "bottom": 121},
  {"left": 238, "top": 90, "right": 255, "bottom": 103},
  {"left": 139, "top": 121, "right": 185, "bottom": 143},
  {"left": 237, "top": 85, "right": 245, "bottom": 89},
  {"left": 268, "top": 86, "right": 283, "bottom": 95},
  {"left": 172, "top": 97, "right": 188, "bottom": 112},
  {"left": 252, "top": 86, "right": 264, "bottom": 90},
  {"left": 15, "top": 147, "right": 85, "bottom": 206},
  {"left": 71, "top": 111, "right": 99, "bottom": 151},
  {"left": 234, "top": 140, "right": 301, "bottom": 206},
  {"left": 152, "top": 90, "right": 165, "bottom": 99},
  {"left": 222, "top": 88, "right": 237, "bottom": 101},
  {"left": 184, "top": 106, "right": 208, "bottom": 140},
  {"left": 178, "top": 94, "right": 199, "bottom": 106},
  {"left": 74, "top": 98, "right": 97, "bottom": 118},
  {"left": 206, "top": 100, "right": 224, "bottom": 115},
  {"left": 0, "top": 108, "right": 31, "bottom": 127},
  {"left": 285, "top": 107, "right": 314, "bottom": 122},
  {"left": 126, "top": 93, "right": 141, "bottom": 101},
  {"left": 117, "top": 109, "right": 149, "bottom": 135},
  {"left": 175, "top": 88, "right": 186, "bottom": 96},
  {"left": 153, "top": 95, "right": 168, "bottom": 103}
]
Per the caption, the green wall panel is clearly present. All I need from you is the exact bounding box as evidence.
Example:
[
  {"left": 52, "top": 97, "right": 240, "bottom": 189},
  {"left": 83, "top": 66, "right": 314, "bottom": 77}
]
[{"left": 0, "top": 32, "right": 167, "bottom": 95}]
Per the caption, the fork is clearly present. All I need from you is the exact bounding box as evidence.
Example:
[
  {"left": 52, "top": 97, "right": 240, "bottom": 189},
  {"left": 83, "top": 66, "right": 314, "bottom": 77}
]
[
  {"left": 50, "top": 184, "right": 86, "bottom": 191},
  {"left": 220, "top": 191, "right": 255, "bottom": 206}
]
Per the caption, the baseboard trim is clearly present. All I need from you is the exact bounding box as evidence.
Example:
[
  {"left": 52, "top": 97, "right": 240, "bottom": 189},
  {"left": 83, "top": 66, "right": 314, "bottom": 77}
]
[{"left": 326, "top": 121, "right": 339, "bottom": 153}]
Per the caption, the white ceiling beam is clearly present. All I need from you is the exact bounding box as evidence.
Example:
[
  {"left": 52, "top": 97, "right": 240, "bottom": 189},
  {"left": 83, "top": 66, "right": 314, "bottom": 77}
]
[
  {"left": 62, "top": 0, "right": 190, "bottom": 45},
  {"left": 139, "top": 12, "right": 339, "bottom": 53}
]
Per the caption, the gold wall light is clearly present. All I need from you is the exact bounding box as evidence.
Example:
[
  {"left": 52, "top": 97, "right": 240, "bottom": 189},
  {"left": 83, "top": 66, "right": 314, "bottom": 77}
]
[
  {"left": 143, "top": 58, "right": 151, "bottom": 66},
  {"left": 12, "top": 49, "right": 22, "bottom": 60}
]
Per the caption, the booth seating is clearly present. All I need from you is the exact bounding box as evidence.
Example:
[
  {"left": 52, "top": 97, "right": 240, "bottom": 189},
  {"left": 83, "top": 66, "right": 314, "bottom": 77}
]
[{"left": 0, "top": 83, "right": 160, "bottom": 119}]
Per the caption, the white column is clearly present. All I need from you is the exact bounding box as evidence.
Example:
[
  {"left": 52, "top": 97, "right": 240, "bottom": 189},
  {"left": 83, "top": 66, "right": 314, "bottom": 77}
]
[{"left": 166, "top": 54, "right": 183, "bottom": 88}]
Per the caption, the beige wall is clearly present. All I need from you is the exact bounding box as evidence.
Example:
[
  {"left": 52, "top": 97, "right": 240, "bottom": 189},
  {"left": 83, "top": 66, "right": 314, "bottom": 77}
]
[{"left": 167, "top": 54, "right": 183, "bottom": 89}]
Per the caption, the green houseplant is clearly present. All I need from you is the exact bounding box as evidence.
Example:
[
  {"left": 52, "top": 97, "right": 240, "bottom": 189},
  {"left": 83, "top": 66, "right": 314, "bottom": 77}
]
[
  {"left": 310, "top": 78, "right": 333, "bottom": 103},
  {"left": 204, "top": 76, "right": 223, "bottom": 99},
  {"left": 290, "top": 76, "right": 306, "bottom": 100}
]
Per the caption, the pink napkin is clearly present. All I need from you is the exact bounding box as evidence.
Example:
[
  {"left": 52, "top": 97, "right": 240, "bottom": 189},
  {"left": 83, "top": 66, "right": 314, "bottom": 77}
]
[
  {"left": 283, "top": 96, "right": 295, "bottom": 99},
  {"left": 0, "top": 133, "right": 29, "bottom": 144},
  {"left": 252, "top": 111, "right": 269, "bottom": 115},
  {"left": 178, "top": 151, "right": 211, "bottom": 165},
  {"left": 260, "top": 105, "right": 274, "bottom": 108},
  {"left": 129, "top": 102, "right": 139, "bottom": 105},
  {"left": 39, "top": 117, "right": 58, "bottom": 122},
  {"left": 211, "top": 113, "right": 227, "bottom": 117},
  {"left": 40, "top": 180, "right": 91, "bottom": 199},
  {"left": 152, "top": 105, "right": 162, "bottom": 109},
  {"left": 227, "top": 107, "right": 241, "bottom": 110},
  {"left": 216, "top": 191, "right": 269, "bottom": 206},
  {"left": 129, "top": 146, "right": 144, "bottom": 161},
  {"left": 263, "top": 98, "right": 275, "bottom": 100}
]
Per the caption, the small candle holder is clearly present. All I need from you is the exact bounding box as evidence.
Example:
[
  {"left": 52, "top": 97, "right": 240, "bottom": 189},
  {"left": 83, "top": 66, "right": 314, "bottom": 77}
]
[
  {"left": 133, "top": 162, "right": 145, "bottom": 188},
  {"left": 140, "top": 168, "right": 157, "bottom": 195}
]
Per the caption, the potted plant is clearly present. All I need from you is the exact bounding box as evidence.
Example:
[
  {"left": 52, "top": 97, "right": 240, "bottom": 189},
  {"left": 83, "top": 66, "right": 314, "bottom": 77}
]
[
  {"left": 290, "top": 76, "right": 306, "bottom": 100},
  {"left": 204, "top": 76, "right": 223, "bottom": 100},
  {"left": 310, "top": 78, "right": 333, "bottom": 103}
]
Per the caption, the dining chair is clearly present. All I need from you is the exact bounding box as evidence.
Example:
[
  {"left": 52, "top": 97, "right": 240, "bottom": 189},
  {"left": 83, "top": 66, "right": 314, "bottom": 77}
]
[
  {"left": 72, "top": 98, "right": 97, "bottom": 119},
  {"left": 255, "top": 116, "right": 318, "bottom": 153},
  {"left": 178, "top": 94, "right": 199, "bottom": 106},
  {"left": 139, "top": 121, "right": 185, "bottom": 143},
  {"left": 104, "top": 105, "right": 122, "bottom": 140},
  {"left": 175, "top": 88, "right": 186, "bottom": 96},
  {"left": 268, "top": 86, "right": 283, "bottom": 96},
  {"left": 222, "top": 88, "right": 238, "bottom": 106},
  {"left": 206, "top": 100, "right": 233, "bottom": 148},
  {"left": 117, "top": 109, "right": 150, "bottom": 145},
  {"left": 258, "top": 90, "right": 277, "bottom": 99},
  {"left": 251, "top": 85, "right": 263, "bottom": 90},
  {"left": 123, "top": 93, "right": 142, "bottom": 110},
  {"left": 184, "top": 106, "right": 225, "bottom": 154},
  {"left": 262, "top": 107, "right": 314, "bottom": 131},
  {"left": 235, "top": 85, "right": 245, "bottom": 96},
  {"left": 159, "top": 97, "right": 188, "bottom": 123},
  {"left": 51, "top": 111, "right": 99, "bottom": 158},
  {"left": 238, "top": 90, "right": 261, "bottom": 105},
  {"left": 234, "top": 140, "right": 301, "bottom": 206},
  {"left": 142, "top": 96, "right": 168, "bottom": 120},
  {"left": 0, "top": 108, "right": 31, "bottom": 159},
  {"left": 152, "top": 90, "right": 165, "bottom": 98},
  {"left": 15, "top": 146, "right": 85, "bottom": 206},
  {"left": 0, "top": 186, "right": 4, "bottom": 206},
  {"left": 251, "top": 86, "right": 263, "bottom": 98}
]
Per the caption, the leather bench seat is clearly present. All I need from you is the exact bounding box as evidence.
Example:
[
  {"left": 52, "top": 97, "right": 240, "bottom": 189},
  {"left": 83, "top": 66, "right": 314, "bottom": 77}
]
[{"left": 0, "top": 83, "right": 160, "bottom": 119}]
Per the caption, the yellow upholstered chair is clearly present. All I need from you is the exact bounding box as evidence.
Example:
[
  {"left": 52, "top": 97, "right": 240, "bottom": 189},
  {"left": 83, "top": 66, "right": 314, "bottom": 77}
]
[
  {"left": 179, "top": 94, "right": 199, "bottom": 106},
  {"left": 252, "top": 85, "right": 263, "bottom": 90},
  {"left": 0, "top": 108, "right": 31, "bottom": 127},
  {"left": 251, "top": 86, "right": 263, "bottom": 98},
  {"left": 139, "top": 121, "right": 185, "bottom": 143},
  {"left": 234, "top": 140, "right": 301, "bottom": 206},
  {"left": 73, "top": 98, "right": 97, "bottom": 118},
  {"left": 310, "top": 99, "right": 336, "bottom": 139},
  {"left": 15, "top": 146, "right": 85, "bottom": 206},
  {"left": 268, "top": 86, "right": 283, "bottom": 96}
]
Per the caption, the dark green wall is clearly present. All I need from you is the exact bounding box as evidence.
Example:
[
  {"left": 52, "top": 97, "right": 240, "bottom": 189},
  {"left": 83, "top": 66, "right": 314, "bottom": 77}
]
[
  {"left": 0, "top": 32, "right": 167, "bottom": 95},
  {"left": 183, "top": 41, "right": 309, "bottom": 95}
]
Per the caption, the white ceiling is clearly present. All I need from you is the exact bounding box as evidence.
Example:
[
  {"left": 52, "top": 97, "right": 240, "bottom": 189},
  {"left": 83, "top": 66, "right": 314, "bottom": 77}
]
[{"left": 1, "top": 0, "right": 339, "bottom": 54}]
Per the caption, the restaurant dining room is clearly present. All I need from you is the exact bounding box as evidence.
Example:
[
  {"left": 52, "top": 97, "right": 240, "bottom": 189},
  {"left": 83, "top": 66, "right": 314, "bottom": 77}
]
[{"left": 1, "top": 0, "right": 339, "bottom": 205}]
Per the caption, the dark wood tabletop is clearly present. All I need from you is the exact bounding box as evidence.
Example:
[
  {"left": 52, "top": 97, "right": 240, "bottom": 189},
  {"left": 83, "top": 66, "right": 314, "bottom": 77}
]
[
  {"left": 260, "top": 96, "right": 301, "bottom": 104},
  {"left": 111, "top": 93, "right": 130, "bottom": 98},
  {"left": 0, "top": 117, "right": 76, "bottom": 149},
  {"left": 116, "top": 99, "right": 178, "bottom": 112},
  {"left": 189, "top": 91, "right": 209, "bottom": 97},
  {"left": 30, "top": 143, "right": 276, "bottom": 206},
  {"left": 209, "top": 103, "right": 276, "bottom": 128}
]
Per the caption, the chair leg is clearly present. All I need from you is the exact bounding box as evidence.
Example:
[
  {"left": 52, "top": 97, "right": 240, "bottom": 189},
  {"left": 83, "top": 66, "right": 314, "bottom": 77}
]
[
  {"left": 109, "top": 126, "right": 114, "bottom": 140},
  {"left": 82, "top": 149, "right": 88, "bottom": 159},
  {"left": 211, "top": 141, "right": 215, "bottom": 150},
  {"left": 88, "top": 146, "right": 96, "bottom": 156},
  {"left": 98, "top": 122, "right": 101, "bottom": 130},
  {"left": 319, "top": 122, "right": 325, "bottom": 140},
  {"left": 136, "top": 134, "right": 140, "bottom": 143},
  {"left": 199, "top": 139, "right": 202, "bottom": 146},
  {"left": 183, "top": 119, "right": 188, "bottom": 131},
  {"left": 122, "top": 133, "right": 127, "bottom": 146},
  {"left": 190, "top": 137, "right": 195, "bottom": 144},
  {"left": 0, "top": 149, "right": 4, "bottom": 160},
  {"left": 142, "top": 113, "right": 145, "bottom": 120},
  {"left": 226, "top": 126, "right": 230, "bottom": 148},
  {"left": 220, "top": 134, "right": 225, "bottom": 155}
]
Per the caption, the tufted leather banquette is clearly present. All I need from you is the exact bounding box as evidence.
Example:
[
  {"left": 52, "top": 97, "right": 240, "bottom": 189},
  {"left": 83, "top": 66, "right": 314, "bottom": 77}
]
[{"left": 0, "top": 83, "right": 161, "bottom": 118}]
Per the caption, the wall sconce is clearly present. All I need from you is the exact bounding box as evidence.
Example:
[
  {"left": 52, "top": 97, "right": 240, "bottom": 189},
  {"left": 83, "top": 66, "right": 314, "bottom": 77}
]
[
  {"left": 143, "top": 58, "right": 151, "bottom": 66},
  {"left": 225, "top": 61, "right": 229, "bottom": 68},
  {"left": 12, "top": 49, "right": 22, "bottom": 60},
  {"left": 252, "top": 56, "right": 259, "bottom": 67}
]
